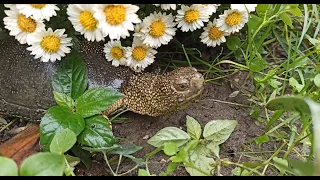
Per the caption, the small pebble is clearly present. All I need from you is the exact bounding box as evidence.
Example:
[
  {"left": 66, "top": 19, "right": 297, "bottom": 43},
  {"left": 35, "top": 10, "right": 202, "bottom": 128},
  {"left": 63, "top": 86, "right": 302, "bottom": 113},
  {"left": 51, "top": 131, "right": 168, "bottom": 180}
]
[{"left": 142, "top": 135, "right": 149, "bottom": 140}]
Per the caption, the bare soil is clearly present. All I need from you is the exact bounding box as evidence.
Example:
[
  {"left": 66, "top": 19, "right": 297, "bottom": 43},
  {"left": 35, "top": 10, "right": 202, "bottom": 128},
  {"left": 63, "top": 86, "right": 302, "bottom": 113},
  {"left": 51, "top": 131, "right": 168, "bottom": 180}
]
[
  {"left": 0, "top": 69, "right": 279, "bottom": 176},
  {"left": 74, "top": 70, "right": 269, "bottom": 176}
]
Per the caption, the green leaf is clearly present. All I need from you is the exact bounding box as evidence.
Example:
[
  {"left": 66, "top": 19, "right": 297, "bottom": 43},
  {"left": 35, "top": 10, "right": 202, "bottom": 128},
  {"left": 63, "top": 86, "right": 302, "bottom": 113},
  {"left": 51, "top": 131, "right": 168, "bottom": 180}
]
[
  {"left": 64, "top": 155, "right": 80, "bottom": 168},
  {"left": 20, "top": 152, "right": 65, "bottom": 176},
  {"left": 71, "top": 144, "right": 92, "bottom": 169},
  {"left": 256, "top": 4, "right": 270, "bottom": 17},
  {"left": 81, "top": 144, "right": 120, "bottom": 153},
  {"left": 273, "top": 157, "right": 315, "bottom": 176},
  {"left": 78, "top": 115, "right": 115, "bottom": 148},
  {"left": 40, "top": 106, "right": 85, "bottom": 151},
  {"left": 49, "top": 128, "right": 77, "bottom": 155},
  {"left": 288, "top": 7, "right": 303, "bottom": 16},
  {"left": 164, "top": 162, "right": 177, "bottom": 176},
  {"left": 254, "top": 135, "right": 270, "bottom": 147},
  {"left": 53, "top": 91, "right": 74, "bottom": 110},
  {"left": 247, "top": 14, "right": 263, "bottom": 35},
  {"left": 242, "top": 162, "right": 261, "bottom": 168},
  {"left": 206, "top": 142, "right": 220, "bottom": 158},
  {"left": 108, "top": 144, "right": 143, "bottom": 155},
  {"left": 289, "top": 4, "right": 299, "bottom": 8},
  {"left": 186, "top": 115, "right": 202, "bottom": 140},
  {"left": 307, "top": 37, "right": 320, "bottom": 48},
  {"left": 289, "top": 77, "right": 304, "bottom": 92},
  {"left": 184, "top": 140, "right": 199, "bottom": 153},
  {"left": 122, "top": 154, "right": 144, "bottom": 165},
  {"left": 147, "top": 127, "right": 191, "bottom": 148},
  {"left": 64, "top": 167, "right": 75, "bottom": 177},
  {"left": 280, "top": 13, "right": 293, "bottom": 29},
  {"left": 163, "top": 142, "right": 178, "bottom": 156},
  {"left": 52, "top": 51, "right": 87, "bottom": 99},
  {"left": 227, "top": 36, "right": 241, "bottom": 51},
  {"left": 169, "top": 149, "right": 186, "bottom": 163},
  {"left": 0, "top": 156, "right": 18, "bottom": 176},
  {"left": 249, "top": 57, "right": 267, "bottom": 72},
  {"left": 75, "top": 88, "right": 124, "bottom": 118},
  {"left": 266, "top": 110, "right": 284, "bottom": 130},
  {"left": 231, "top": 167, "right": 251, "bottom": 176},
  {"left": 265, "top": 96, "right": 311, "bottom": 116},
  {"left": 287, "top": 158, "right": 315, "bottom": 176},
  {"left": 203, "top": 120, "right": 237, "bottom": 145},
  {"left": 305, "top": 99, "right": 320, "bottom": 169},
  {"left": 138, "top": 169, "right": 151, "bottom": 176},
  {"left": 314, "top": 74, "right": 320, "bottom": 87},
  {"left": 273, "top": 157, "right": 288, "bottom": 175},
  {"left": 184, "top": 145, "right": 215, "bottom": 176}
]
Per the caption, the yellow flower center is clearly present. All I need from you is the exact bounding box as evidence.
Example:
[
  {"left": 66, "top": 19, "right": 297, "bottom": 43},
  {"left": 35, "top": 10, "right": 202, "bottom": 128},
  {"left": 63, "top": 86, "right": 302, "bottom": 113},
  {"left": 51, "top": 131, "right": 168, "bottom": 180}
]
[
  {"left": 132, "top": 46, "right": 147, "bottom": 61},
  {"left": 184, "top": 9, "right": 200, "bottom": 23},
  {"left": 149, "top": 20, "right": 166, "bottom": 38},
  {"left": 110, "top": 46, "right": 124, "bottom": 60},
  {"left": 40, "top": 35, "right": 61, "bottom": 53},
  {"left": 30, "top": 4, "right": 46, "bottom": 9},
  {"left": 208, "top": 26, "right": 223, "bottom": 40},
  {"left": 225, "top": 12, "right": 242, "bottom": 27},
  {"left": 104, "top": 5, "right": 126, "bottom": 25},
  {"left": 79, "top": 11, "right": 97, "bottom": 31},
  {"left": 203, "top": 4, "right": 208, "bottom": 6},
  {"left": 17, "top": 14, "right": 37, "bottom": 33}
]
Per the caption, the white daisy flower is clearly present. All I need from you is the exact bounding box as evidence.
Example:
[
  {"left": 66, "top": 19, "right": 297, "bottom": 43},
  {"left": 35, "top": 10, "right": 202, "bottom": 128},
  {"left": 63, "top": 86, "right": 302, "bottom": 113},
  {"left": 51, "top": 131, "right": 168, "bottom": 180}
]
[
  {"left": 103, "top": 40, "right": 129, "bottom": 67},
  {"left": 153, "top": 4, "right": 177, "bottom": 11},
  {"left": 216, "top": 9, "right": 249, "bottom": 34},
  {"left": 93, "top": 4, "right": 141, "bottom": 40},
  {"left": 133, "top": 23, "right": 145, "bottom": 39},
  {"left": 67, "top": 4, "right": 104, "bottom": 42},
  {"left": 4, "top": 4, "right": 15, "bottom": 9},
  {"left": 175, "top": 4, "right": 211, "bottom": 32},
  {"left": 126, "top": 37, "right": 157, "bottom": 72},
  {"left": 201, "top": 4, "right": 220, "bottom": 15},
  {"left": 230, "top": 4, "right": 257, "bottom": 13},
  {"left": 137, "top": 11, "right": 177, "bottom": 48},
  {"left": 26, "top": 28, "right": 73, "bottom": 62},
  {"left": 3, "top": 5, "right": 46, "bottom": 45},
  {"left": 200, "top": 19, "right": 230, "bottom": 47},
  {"left": 15, "top": 4, "right": 60, "bottom": 21}
]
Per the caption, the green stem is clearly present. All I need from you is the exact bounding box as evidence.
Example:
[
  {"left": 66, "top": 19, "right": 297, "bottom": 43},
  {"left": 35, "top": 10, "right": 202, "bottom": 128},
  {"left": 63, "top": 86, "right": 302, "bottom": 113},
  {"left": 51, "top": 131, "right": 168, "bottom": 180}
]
[
  {"left": 283, "top": 123, "right": 311, "bottom": 158},
  {"left": 0, "top": 119, "right": 16, "bottom": 133},
  {"left": 182, "top": 162, "right": 212, "bottom": 176},
  {"left": 115, "top": 154, "right": 122, "bottom": 174},
  {"left": 181, "top": 44, "right": 192, "bottom": 67},
  {"left": 103, "top": 152, "right": 116, "bottom": 176},
  {"left": 145, "top": 147, "right": 163, "bottom": 173},
  {"left": 246, "top": 142, "right": 286, "bottom": 175},
  {"left": 64, "top": 157, "right": 76, "bottom": 176},
  {"left": 281, "top": 28, "right": 292, "bottom": 96},
  {"left": 220, "top": 160, "right": 263, "bottom": 176},
  {"left": 117, "top": 165, "right": 139, "bottom": 176}
]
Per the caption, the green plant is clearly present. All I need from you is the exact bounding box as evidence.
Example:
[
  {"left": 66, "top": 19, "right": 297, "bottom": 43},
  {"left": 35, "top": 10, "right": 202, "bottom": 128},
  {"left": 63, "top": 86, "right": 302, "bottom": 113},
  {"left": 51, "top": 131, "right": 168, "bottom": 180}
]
[
  {"left": 0, "top": 129, "right": 79, "bottom": 176},
  {"left": 36, "top": 50, "right": 143, "bottom": 176},
  {"left": 139, "top": 115, "right": 237, "bottom": 176},
  {"left": 265, "top": 96, "right": 320, "bottom": 176}
]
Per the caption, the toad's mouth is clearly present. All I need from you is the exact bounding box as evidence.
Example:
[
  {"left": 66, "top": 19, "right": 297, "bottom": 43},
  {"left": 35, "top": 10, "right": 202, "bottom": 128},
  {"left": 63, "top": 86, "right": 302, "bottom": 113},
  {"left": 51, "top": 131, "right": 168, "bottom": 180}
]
[{"left": 178, "top": 86, "right": 204, "bottom": 107}]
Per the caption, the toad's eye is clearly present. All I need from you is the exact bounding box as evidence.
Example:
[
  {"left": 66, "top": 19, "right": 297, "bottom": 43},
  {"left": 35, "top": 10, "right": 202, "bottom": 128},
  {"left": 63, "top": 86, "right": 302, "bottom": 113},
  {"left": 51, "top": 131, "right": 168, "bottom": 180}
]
[
  {"left": 175, "top": 82, "right": 189, "bottom": 91},
  {"left": 174, "top": 78, "right": 189, "bottom": 91}
]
